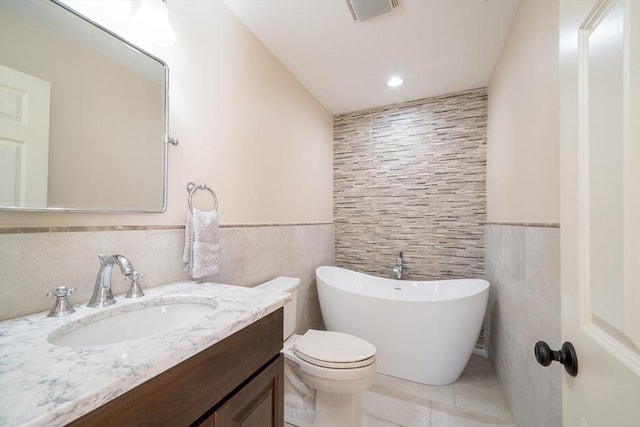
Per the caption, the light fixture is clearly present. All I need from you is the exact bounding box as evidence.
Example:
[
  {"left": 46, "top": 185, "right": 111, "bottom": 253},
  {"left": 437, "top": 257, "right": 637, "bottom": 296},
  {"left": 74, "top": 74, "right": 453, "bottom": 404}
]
[
  {"left": 60, "top": 0, "right": 132, "bottom": 33},
  {"left": 386, "top": 76, "right": 404, "bottom": 88},
  {"left": 60, "top": 0, "right": 176, "bottom": 47},
  {"left": 128, "top": 0, "right": 176, "bottom": 47}
]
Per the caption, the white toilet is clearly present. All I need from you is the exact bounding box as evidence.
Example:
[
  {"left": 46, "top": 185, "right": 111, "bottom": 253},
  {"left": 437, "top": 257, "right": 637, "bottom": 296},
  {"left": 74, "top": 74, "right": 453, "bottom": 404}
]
[{"left": 256, "top": 277, "right": 377, "bottom": 427}]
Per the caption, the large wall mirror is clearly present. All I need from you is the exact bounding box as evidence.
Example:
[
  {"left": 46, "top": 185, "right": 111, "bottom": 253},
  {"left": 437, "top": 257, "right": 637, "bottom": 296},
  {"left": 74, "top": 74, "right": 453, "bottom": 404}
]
[{"left": 0, "top": 0, "right": 168, "bottom": 212}]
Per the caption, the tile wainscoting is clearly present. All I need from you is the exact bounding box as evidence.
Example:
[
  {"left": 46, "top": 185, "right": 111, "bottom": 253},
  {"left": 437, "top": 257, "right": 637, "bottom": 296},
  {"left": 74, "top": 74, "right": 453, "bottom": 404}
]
[
  {"left": 334, "top": 88, "right": 487, "bottom": 280},
  {"left": 0, "top": 223, "right": 333, "bottom": 333},
  {"left": 485, "top": 223, "right": 561, "bottom": 427}
]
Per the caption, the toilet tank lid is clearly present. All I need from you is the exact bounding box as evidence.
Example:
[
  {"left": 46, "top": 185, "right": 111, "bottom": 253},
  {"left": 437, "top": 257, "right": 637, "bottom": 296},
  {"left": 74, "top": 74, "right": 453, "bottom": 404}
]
[{"left": 255, "top": 276, "right": 300, "bottom": 293}]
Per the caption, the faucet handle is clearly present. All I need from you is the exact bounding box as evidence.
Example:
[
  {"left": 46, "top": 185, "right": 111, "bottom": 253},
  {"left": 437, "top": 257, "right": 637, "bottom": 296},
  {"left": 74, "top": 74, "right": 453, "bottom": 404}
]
[
  {"left": 97, "top": 254, "right": 107, "bottom": 265},
  {"left": 47, "top": 286, "right": 75, "bottom": 298},
  {"left": 47, "top": 286, "right": 76, "bottom": 317},
  {"left": 126, "top": 271, "right": 145, "bottom": 282},
  {"left": 125, "top": 271, "right": 145, "bottom": 299}
]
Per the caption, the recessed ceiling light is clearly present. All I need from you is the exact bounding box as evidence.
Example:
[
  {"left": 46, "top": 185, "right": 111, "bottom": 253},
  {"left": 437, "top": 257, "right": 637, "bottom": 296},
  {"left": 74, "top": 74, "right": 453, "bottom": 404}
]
[{"left": 386, "top": 76, "right": 404, "bottom": 88}]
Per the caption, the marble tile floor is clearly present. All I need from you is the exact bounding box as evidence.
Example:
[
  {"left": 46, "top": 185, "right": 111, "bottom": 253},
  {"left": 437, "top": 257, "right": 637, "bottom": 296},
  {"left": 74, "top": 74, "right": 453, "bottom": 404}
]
[{"left": 285, "top": 355, "right": 515, "bottom": 427}]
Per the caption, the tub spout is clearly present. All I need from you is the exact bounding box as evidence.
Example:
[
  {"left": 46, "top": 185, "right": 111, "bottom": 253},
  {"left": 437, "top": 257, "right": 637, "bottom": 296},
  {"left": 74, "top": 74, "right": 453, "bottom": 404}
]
[{"left": 393, "top": 251, "right": 403, "bottom": 279}]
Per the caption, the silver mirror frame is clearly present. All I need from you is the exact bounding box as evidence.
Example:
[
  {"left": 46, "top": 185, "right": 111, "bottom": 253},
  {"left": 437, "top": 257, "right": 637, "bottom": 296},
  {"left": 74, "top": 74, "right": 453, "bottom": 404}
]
[{"left": 0, "top": 0, "right": 170, "bottom": 213}]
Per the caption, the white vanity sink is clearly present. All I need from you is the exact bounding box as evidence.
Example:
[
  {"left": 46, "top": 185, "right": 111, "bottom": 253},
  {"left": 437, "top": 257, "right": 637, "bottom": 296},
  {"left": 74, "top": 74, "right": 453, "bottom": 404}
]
[{"left": 49, "top": 299, "right": 218, "bottom": 347}]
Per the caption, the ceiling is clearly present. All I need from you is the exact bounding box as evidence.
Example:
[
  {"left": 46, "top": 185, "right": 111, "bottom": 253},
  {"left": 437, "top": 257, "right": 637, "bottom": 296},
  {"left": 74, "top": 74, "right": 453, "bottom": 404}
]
[{"left": 223, "top": 0, "right": 520, "bottom": 115}]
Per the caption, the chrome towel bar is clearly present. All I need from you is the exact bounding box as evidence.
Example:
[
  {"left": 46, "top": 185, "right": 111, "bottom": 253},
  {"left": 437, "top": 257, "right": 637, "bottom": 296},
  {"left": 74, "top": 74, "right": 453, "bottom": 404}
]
[{"left": 186, "top": 182, "right": 218, "bottom": 212}]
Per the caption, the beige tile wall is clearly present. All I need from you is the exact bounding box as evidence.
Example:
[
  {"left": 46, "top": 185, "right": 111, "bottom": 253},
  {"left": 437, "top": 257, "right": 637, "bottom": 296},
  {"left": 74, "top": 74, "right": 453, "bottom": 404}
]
[
  {"left": 484, "top": 223, "right": 561, "bottom": 427},
  {"left": 0, "top": 224, "right": 333, "bottom": 332},
  {"left": 333, "top": 88, "right": 487, "bottom": 280}
]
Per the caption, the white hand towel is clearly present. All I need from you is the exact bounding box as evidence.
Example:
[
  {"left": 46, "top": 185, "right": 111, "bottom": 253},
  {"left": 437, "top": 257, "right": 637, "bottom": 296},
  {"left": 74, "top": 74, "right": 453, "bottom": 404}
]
[{"left": 183, "top": 208, "right": 220, "bottom": 279}]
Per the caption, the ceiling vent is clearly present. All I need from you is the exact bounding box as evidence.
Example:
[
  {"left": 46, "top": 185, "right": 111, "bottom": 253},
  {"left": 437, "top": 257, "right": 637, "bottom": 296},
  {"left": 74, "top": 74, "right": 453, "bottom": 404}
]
[{"left": 346, "top": 0, "right": 399, "bottom": 22}]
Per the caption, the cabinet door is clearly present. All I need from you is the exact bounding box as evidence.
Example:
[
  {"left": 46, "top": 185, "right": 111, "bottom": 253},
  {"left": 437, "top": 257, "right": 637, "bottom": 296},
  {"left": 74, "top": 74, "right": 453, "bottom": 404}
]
[{"left": 212, "top": 354, "right": 284, "bottom": 427}]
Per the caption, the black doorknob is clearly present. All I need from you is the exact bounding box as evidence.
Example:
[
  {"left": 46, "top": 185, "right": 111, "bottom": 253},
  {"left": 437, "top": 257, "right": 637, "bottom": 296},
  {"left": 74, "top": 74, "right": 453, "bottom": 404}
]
[{"left": 534, "top": 341, "right": 578, "bottom": 377}]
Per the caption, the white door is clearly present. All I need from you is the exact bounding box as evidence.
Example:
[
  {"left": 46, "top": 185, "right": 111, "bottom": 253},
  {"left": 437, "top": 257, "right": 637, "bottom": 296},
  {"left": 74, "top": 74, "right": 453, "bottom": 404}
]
[
  {"left": 560, "top": 0, "right": 640, "bottom": 426},
  {"left": 0, "top": 64, "right": 50, "bottom": 207}
]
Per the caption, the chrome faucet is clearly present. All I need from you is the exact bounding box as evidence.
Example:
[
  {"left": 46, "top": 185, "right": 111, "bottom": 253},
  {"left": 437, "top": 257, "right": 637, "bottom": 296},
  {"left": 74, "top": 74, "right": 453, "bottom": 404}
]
[
  {"left": 393, "top": 251, "right": 403, "bottom": 280},
  {"left": 88, "top": 254, "right": 139, "bottom": 307}
]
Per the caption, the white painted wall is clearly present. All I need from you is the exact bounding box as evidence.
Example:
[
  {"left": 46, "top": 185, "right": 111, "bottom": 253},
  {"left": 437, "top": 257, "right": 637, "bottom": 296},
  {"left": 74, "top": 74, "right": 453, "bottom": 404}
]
[
  {"left": 0, "top": 0, "right": 333, "bottom": 226},
  {"left": 486, "top": 0, "right": 559, "bottom": 224}
]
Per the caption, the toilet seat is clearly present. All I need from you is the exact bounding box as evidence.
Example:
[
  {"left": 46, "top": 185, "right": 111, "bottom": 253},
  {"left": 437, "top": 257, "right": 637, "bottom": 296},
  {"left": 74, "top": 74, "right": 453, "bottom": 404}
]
[{"left": 293, "top": 329, "right": 376, "bottom": 369}]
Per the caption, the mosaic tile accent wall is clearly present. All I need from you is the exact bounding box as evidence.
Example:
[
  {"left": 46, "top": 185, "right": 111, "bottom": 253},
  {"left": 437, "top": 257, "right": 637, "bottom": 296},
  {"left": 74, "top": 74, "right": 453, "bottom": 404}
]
[{"left": 334, "top": 88, "right": 487, "bottom": 280}]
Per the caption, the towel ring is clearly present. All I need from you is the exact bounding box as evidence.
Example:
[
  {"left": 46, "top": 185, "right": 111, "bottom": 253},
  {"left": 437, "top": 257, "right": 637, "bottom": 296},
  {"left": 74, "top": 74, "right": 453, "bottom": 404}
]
[{"left": 187, "top": 182, "right": 218, "bottom": 213}]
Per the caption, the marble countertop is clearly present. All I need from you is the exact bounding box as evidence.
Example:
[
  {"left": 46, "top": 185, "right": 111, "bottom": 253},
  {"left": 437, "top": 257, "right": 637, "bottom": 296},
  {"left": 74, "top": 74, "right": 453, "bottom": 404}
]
[{"left": 0, "top": 281, "right": 290, "bottom": 427}]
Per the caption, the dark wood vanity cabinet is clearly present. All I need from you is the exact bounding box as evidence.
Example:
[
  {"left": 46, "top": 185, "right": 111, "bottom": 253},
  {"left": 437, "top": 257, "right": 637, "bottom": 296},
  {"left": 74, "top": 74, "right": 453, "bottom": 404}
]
[{"left": 67, "top": 309, "right": 284, "bottom": 427}]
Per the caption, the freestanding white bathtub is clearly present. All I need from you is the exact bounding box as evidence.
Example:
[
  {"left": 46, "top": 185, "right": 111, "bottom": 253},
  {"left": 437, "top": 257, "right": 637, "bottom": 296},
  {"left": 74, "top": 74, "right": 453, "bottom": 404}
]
[{"left": 316, "top": 266, "right": 489, "bottom": 386}]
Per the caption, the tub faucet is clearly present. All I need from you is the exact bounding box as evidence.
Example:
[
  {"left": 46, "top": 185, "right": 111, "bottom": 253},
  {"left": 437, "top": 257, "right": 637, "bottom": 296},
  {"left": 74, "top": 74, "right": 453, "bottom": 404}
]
[
  {"left": 88, "top": 254, "right": 136, "bottom": 307},
  {"left": 393, "top": 251, "right": 403, "bottom": 280}
]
